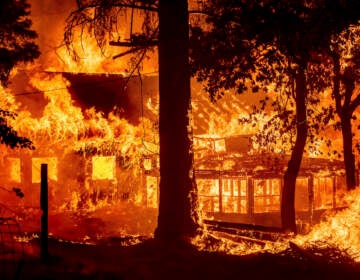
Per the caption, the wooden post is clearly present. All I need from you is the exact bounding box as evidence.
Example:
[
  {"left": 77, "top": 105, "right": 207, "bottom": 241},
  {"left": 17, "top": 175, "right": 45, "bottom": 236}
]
[{"left": 40, "top": 164, "right": 49, "bottom": 260}]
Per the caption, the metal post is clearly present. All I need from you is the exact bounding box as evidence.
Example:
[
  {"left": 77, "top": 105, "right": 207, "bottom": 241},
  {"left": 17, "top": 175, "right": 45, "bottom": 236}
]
[{"left": 40, "top": 164, "right": 49, "bottom": 260}]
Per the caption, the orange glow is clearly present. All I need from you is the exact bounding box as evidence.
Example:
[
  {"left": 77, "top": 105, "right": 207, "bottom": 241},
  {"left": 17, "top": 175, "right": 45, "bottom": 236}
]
[
  {"left": 92, "top": 156, "right": 116, "bottom": 180},
  {"left": 1, "top": 3, "right": 359, "bottom": 257},
  {"left": 295, "top": 187, "right": 360, "bottom": 262},
  {"left": 31, "top": 157, "right": 58, "bottom": 183},
  {"left": 253, "top": 178, "right": 281, "bottom": 213},
  {"left": 146, "top": 176, "right": 158, "bottom": 208},
  {"left": 8, "top": 157, "right": 21, "bottom": 183}
]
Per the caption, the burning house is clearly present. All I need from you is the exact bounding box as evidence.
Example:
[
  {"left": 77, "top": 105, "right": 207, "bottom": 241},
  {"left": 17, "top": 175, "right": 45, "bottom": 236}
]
[
  {"left": 144, "top": 137, "right": 349, "bottom": 230},
  {"left": 0, "top": 0, "right": 356, "bottom": 243},
  {"left": 0, "top": 68, "right": 351, "bottom": 241},
  {"left": 0, "top": 71, "right": 160, "bottom": 238}
]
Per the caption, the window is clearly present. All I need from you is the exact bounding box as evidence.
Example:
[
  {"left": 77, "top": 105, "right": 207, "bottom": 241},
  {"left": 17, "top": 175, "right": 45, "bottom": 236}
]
[
  {"left": 313, "top": 177, "right": 333, "bottom": 209},
  {"left": 143, "top": 157, "right": 152, "bottom": 171},
  {"left": 214, "top": 139, "right": 226, "bottom": 152},
  {"left": 7, "top": 158, "right": 21, "bottom": 183},
  {"left": 253, "top": 178, "right": 281, "bottom": 213},
  {"left": 221, "top": 178, "right": 247, "bottom": 213},
  {"left": 92, "top": 156, "right": 116, "bottom": 180},
  {"left": 197, "top": 179, "right": 220, "bottom": 212},
  {"left": 32, "top": 157, "right": 58, "bottom": 183}
]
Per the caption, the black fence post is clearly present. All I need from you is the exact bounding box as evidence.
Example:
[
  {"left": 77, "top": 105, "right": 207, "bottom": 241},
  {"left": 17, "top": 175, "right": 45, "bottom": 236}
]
[{"left": 40, "top": 164, "right": 49, "bottom": 261}]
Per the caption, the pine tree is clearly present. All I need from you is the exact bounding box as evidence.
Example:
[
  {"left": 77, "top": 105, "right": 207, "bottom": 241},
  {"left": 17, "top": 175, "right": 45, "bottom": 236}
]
[{"left": 0, "top": 0, "right": 39, "bottom": 149}]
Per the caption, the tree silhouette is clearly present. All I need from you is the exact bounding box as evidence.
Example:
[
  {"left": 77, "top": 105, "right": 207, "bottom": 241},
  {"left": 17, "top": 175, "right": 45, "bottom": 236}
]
[
  {"left": 155, "top": 0, "right": 199, "bottom": 243},
  {"left": 0, "top": 0, "right": 39, "bottom": 86},
  {"left": 190, "top": 0, "right": 360, "bottom": 232},
  {"left": 328, "top": 26, "right": 360, "bottom": 190},
  {"left": 0, "top": 0, "right": 39, "bottom": 149},
  {"left": 65, "top": 0, "right": 200, "bottom": 243}
]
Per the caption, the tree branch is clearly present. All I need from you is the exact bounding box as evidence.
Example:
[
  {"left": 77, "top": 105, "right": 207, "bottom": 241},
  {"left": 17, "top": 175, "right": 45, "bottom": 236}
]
[
  {"left": 109, "top": 40, "right": 158, "bottom": 47},
  {"left": 74, "top": 3, "right": 158, "bottom": 13},
  {"left": 349, "top": 92, "right": 360, "bottom": 113},
  {"left": 331, "top": 51, "right": 343, "bottom": 115},
  {"left": 112, "top": 46, "right": 146, "bottom": 59}
]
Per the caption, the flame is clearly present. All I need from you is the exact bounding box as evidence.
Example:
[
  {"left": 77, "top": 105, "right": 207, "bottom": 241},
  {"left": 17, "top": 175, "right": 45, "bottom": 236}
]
[
  {"left": 0, "top": 69, "right": 157, "bottom": 240},
  {"left": 294, "top": 187, "right": 360, "bottom": 262},
  {"left": 1, "top": 1, "right": 358, "bottom": 257}
]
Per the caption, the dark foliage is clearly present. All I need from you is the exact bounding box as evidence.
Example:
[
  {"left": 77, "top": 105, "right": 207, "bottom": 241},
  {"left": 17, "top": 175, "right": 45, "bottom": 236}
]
[
  {"left": 190, "top": 0, "right": 360, "bottom": 232},
  {"left": 0, "top": 109, "right": 34, "bottom": 149},
  {"left": 64, "top": 0, "right": 158, "bottom": 64},
  {"left": 0, "top": 0, "right": 39, "bottom": 149},
  {"left": 328, "top": 26, "right": 360, "bottom": 189},
  {"left": 0, "top": 0, "right": 40, "bottom": 86},
  {"left": 190, "top": 0, "right": 360, "bottom": 100}
]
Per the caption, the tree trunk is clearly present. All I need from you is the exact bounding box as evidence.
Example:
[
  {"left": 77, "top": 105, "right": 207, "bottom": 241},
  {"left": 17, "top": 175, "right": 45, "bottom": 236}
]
[
  {"left": 155, "top": 0, "right": 199, "bottom": 243},
  {"left": 332, "top": 51, "right": 357, "bottom": 190},
  {"left": 281, "top": 66, "right": 307, "bottom": 233},
  {"left": 341, "top": 114, "right": 356, "bottom": 190}
]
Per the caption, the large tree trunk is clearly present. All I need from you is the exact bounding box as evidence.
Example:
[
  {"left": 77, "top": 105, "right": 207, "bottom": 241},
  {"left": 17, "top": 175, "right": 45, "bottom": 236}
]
[
  {"left": 332, "top": 52, "right": 357, "bottom": 190},
  {"left": 155, "top": 0, "right": 199, "bottom": 243},
  {"left": 281, "top": 66, "right": 307, "bottom": 233},
  {"left": 341, "top": 111, "right": 357, "bottom": 190}
]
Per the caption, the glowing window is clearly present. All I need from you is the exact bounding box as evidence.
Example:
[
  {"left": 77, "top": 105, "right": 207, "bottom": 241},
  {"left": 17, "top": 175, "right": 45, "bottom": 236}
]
[
  {"left": 143, "top": 158, "right": 152, "bottom": 171},
  {"left": 92, "top": 156, "right": 116, "bottom": 180},
  {"left": 214, "top": 139, "right": 226, "bottom": 152},
  {"left": 314, "top": 177, "right": 334, "bottom": 209},
  {"left": 197, "top": 179, "right": 219, "bottom": 196},
  {"left": 198, "top": 196, "right": 220, "bottom": 213},
  {"left": 221, "top": 179, "right": 248, "bottom": 214},
  {"left": 32, "top": 157, "right": 58, "bottom": 183},
  {"left": 8, "top": 158, "right": 21, "bottom": 183},
  {"left": 254, "top": 178, "right": 281, "bottom": 213}
]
